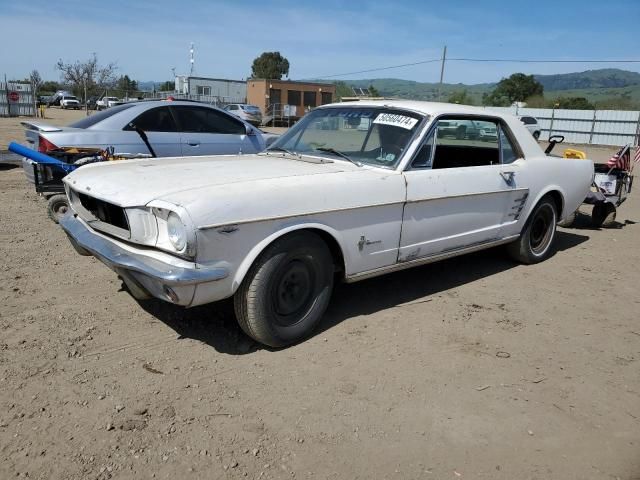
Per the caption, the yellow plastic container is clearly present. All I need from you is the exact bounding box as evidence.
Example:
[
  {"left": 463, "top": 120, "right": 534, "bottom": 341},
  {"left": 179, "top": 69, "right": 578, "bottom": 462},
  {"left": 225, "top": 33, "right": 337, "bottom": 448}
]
[{"left": 563, "top": 149, "right": 587, "bottom": 159}]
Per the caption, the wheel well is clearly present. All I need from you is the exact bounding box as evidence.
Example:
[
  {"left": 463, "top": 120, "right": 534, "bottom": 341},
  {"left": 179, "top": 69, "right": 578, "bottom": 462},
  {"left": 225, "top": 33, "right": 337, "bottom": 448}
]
[
  {"left": 545, "top": 190, "right": 564, "bottom": 217},
  {"left": 257, "top": 228, "right": 346, "bottom": 278},
  {"left": 304, "top": 228, "right": 346, "bottom": 277}
]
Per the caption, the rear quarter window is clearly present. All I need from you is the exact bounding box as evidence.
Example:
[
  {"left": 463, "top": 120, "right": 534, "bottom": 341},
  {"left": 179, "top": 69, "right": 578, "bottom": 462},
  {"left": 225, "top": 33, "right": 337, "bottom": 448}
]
[{"left": 69, "top": 103, "right": 136, "bottom": 129}]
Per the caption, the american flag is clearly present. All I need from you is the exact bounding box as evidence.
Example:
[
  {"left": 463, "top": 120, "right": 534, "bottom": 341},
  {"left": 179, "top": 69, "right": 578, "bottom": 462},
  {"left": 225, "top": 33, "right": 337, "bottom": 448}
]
[{"left": 607, "top": 145, "right": 630, "bottom": 171}]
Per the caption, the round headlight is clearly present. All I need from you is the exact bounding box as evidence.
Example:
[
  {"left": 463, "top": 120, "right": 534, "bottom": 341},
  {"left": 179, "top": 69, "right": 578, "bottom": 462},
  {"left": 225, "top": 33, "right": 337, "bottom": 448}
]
[{"left": 167, "top": 212, "right": 187, "bottom": 252}]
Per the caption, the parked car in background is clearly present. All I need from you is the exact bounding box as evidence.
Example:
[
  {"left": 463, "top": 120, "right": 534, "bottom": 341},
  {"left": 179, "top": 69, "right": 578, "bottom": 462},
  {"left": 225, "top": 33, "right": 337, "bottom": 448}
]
[
  {"left": 58, "top": 100, "right": 593, "bottom": 348},
  {"left": 96, "top": 96, "right": 120, "bottom": 110},
  {"left": 60, "top": 96, "right": 81, "bottom": 109},
  {"left": 224, "top": 103, "right": 263, "bottom": 126},
  {"left": 20, "top": 100, "right": 271, "bottom": 160},
  {"left": 519, "top": 116, "right": 541, "bottom": 140},
  {"left": 48, "top": 90, "right": 73, "bottom": 106},
  {"left": 435, "top": 119, "right": 479, "bottom": 139}
]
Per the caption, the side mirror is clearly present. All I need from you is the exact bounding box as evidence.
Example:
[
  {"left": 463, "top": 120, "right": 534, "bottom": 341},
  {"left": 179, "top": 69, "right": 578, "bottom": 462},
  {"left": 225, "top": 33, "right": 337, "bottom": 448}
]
[{"left": 245, "top": 124, "right": 256, "bottom": 136}]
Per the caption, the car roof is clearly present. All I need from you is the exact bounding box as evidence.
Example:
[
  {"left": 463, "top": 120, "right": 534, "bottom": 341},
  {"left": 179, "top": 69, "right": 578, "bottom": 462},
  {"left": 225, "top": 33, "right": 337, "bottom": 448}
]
[
  {"left": 72, "top": 100, "right": 245, "bottom": 130},
  {"left": 318, "top": 99, "right": 508, "bottom": 118}
]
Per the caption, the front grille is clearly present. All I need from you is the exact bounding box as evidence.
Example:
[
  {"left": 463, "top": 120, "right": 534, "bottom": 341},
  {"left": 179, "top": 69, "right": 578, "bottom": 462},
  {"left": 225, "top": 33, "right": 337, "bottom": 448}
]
[{"left": 77, "top": 192, "right": 129, "bottom": 231}]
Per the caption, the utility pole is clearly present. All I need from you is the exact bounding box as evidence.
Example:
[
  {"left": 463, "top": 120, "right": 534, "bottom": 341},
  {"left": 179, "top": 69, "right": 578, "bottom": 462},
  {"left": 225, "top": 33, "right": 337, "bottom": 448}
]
[{"left": 438, "top": 45, "right": 447, "bottom": 101}]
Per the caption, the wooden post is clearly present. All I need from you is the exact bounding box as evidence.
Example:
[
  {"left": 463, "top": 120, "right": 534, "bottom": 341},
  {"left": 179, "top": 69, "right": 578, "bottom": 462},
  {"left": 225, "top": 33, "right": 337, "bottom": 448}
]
[
  {"left": 588, "top": 110, "right": 597, "bottom": 145},
  {"left": 549, "top": 106, "right": 556, "bottom": 138},
  {"left": 438, "top": 46, "right": 447, "bottom": 101}
]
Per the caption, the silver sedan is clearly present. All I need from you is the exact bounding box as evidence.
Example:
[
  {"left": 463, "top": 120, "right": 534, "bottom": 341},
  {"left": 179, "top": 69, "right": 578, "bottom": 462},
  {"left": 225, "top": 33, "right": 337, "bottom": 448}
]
[{"left": 21, "top": 100, "right": 274, "bottom": 158}]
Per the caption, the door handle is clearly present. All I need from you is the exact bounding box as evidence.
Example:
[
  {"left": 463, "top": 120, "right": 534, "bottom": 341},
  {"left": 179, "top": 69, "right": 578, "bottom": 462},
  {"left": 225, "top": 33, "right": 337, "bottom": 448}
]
[
  {"left": 500, "top": 171, "right": 515, "bottom": 183},
  {"left": 187, "top": 141, "right": 200, "bottom": 147}
]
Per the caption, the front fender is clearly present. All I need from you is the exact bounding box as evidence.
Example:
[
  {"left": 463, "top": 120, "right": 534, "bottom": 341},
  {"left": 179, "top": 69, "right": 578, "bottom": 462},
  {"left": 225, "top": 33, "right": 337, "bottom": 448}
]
[{"left": 230, "top": 221, "right": 347, "bottom": 292}]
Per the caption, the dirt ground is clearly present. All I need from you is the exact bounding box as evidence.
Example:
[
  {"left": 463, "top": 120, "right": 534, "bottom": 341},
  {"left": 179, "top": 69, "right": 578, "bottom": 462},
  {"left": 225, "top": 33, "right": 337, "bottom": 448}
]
[{"left": 1, "top": 113, "right": 640, "bottom": 480}]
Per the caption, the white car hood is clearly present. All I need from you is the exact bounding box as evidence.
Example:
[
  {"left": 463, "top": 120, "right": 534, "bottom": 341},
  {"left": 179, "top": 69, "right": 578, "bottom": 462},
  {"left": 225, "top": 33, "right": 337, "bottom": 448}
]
[{"left": 64, "top": 154, "right": 350, "bottom": 207}]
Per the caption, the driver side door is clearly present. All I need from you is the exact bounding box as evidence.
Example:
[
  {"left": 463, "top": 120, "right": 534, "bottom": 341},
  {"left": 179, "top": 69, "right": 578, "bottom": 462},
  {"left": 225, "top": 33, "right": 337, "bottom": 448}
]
[{"left": 399, "top": 117, "right": 528, "bottom": 261}]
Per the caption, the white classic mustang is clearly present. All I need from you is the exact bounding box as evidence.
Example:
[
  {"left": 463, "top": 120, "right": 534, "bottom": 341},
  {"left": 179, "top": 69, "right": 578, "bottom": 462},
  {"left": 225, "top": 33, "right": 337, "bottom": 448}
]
[{"left": 60, "top": 101, "right": 593, "bottom": 347}]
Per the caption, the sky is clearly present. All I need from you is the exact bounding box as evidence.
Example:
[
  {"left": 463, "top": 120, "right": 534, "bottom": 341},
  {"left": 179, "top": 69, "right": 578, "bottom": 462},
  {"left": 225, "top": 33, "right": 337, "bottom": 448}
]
[{"left": 1, "top": 0, "right": 639, "bottom": 86}]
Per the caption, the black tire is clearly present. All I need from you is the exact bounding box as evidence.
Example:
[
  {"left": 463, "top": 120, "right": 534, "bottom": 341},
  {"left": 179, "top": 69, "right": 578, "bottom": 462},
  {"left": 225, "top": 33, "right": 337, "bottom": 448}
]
[
  {"left": 557, "top": 211, "right": 576, "bottom": 228},
  {"left": 592, "top": 203, "right": 616, "bottom": 228},
  {"left": 507, "top": 196, "right": 558, "bottom": 264},
  {"left": 234, "top": 232, "right": 334, "bottom": 348},
  {"left": 533, "top": 131, "right": 540, "bottom": 141},
  {"left": 47, "top": 194, "right": 69, "bottom": 223}
]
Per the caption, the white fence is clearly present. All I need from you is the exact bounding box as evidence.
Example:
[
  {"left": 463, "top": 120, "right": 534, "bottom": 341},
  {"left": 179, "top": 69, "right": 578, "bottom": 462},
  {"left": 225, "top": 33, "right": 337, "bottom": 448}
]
[
  {"left": 0, "top": 81, "right": 34, "bottom": 117},
  {"left": 485, "top": 106, "right": 640, "bottom": 146}
]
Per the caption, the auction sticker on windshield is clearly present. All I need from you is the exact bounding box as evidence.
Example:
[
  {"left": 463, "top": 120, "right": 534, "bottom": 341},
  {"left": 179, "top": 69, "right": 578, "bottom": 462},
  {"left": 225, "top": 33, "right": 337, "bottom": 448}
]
[{"left": 373, "top": 113, "right": 418, "bottom": 130}]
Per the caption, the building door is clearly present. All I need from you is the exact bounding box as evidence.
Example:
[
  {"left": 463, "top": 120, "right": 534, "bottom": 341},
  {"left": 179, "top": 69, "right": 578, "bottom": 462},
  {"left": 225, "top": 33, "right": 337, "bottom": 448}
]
[{"left": 269, "top": 89, "right": 281, "bottom": 108}]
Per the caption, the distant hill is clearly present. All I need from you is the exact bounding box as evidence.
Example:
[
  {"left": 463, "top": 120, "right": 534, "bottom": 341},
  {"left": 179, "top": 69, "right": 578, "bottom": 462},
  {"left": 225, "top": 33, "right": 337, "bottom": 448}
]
[
  {"left": 534, "top": 69, "right": 640, "bottom": 91},
  {"left": 336, "top": 69, "right": 640, "bottom": 108}
]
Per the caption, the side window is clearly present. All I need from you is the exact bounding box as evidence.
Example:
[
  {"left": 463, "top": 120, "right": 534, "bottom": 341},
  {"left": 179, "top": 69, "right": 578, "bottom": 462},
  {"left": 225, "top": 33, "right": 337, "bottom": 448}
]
[
  {"left": 432, "top": 118, "right": 499, "bottom": 169},
  {"left": 125, "top": 107, "right": 177, "bottom": 132},
  {"left": 411, "top": 131, "right": 434, "bottom": 169},
  {"left": 499, "top": 127, "right": 518, "bottom": 164},
  {"left": 172, "top": 106, "right": 245, "bottom": 134}
]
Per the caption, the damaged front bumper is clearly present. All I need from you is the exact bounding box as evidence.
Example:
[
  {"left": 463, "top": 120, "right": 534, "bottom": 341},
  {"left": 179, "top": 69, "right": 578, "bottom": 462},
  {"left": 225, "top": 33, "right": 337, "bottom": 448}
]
[{"left": 59, "top": 213, "right": 229, "bottom": 306}]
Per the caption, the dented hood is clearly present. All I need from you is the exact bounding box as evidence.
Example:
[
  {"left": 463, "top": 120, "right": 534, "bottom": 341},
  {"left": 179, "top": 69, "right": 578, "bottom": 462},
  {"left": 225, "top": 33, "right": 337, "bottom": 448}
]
[{"left": 63, "top": 154, "right": 349, "bottom": 207}]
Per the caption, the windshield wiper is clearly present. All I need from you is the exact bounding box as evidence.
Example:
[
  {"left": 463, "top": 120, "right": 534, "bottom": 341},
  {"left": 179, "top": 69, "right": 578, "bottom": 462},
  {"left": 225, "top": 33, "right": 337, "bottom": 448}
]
[
  {"left": 265, "top": 146, "right": 298, "bottom": 157},
  {"left": 315, "top": 147, "right": 362, "bottom": 167}
]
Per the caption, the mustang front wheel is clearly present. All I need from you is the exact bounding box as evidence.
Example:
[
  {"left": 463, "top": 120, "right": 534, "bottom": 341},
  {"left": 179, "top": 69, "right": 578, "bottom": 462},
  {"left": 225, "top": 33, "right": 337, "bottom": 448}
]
[
  {"left": 507, "top": 196, "right": 557, "bottom": 264},
  {"left": 234, "top": 232, "right": 334, "bottom": 348}
]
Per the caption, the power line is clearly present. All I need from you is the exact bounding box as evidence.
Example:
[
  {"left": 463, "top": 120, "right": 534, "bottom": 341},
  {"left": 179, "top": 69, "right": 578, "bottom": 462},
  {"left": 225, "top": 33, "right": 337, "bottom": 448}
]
[
  {"left": 305, "top": 57, "right": 640, "bottom": 80},
  {"left": 450, "top": 58, "right": 640, "bottom": 63},
  {"left": 302, "top": 58, "right": 441, "bottom": 80}
]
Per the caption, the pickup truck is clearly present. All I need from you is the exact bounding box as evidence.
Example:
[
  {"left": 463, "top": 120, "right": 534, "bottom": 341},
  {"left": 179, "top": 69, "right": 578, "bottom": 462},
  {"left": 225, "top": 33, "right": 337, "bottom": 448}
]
[
  {"left": 96, "top": 97, "right": 120, "bottom": 110},
  {"left": 60, "top": 96, "right": 81, "bottom": 110}
]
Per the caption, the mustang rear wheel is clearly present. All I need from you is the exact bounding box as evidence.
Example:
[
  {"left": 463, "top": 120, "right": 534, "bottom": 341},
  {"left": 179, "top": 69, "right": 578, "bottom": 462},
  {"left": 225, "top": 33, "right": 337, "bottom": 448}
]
[
  {"left": 234, "top": 232, "right": 334, "bottom": 348},
  {"left": 507, "top": 196, "right": 557, "bottom": 264},
  {"left": 592, "top": 203, "right": 616, "bottom": 228}
]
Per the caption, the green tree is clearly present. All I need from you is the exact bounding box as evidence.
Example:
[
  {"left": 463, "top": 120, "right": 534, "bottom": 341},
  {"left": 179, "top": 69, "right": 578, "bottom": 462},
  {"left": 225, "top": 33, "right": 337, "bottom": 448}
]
[
  {"left": 117, "top": 75, "right": 138, "bottom": 94},
  {"left": 334, "top": 81, "right": 353, "bottom": 100},
  {"left": 40, "top": 80, "right": 62, "bottom": 94},
  {"left": 250, "top": 51, "right": 290, "bottom": 79},
  {"left": 447, "top": 89, "right": 473, "bottom": 105},
  {"left": 554, "top": 96, "right": 594, "bottom": 110},
  {"left": 484, "top": 73, "right": 544, "bottom": 106},
  {"left": 158, "top": 80, "right": 174, "bottom": 92},
  {"left": 368, "top": 84, "right": 380, "bottom": 97}
]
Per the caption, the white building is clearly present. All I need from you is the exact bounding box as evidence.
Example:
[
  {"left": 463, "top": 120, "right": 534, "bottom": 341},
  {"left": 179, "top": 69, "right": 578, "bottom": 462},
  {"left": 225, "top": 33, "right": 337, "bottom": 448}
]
[{"left": 174, "top": 76, "right": 246, "bottom": 103}]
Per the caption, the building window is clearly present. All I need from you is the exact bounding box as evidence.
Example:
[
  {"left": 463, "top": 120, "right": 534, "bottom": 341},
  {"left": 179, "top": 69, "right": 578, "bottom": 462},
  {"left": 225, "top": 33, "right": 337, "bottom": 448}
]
[
  {"left": 303, "top": 91, "right": 317, "bottom": 108},
  {"left": 321, "top": 92, "right": 333, "bottom": 105},
  {"left": 197, "top": 86, "right": 211, "bottom": 95},
  {"left": 287, "top": 90, "right": 301, "bottom": 106}
]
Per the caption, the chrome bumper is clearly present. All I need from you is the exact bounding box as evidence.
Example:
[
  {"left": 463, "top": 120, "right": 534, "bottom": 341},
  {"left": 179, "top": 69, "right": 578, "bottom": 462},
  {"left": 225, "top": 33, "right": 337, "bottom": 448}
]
[{"left": 59, "top": 213, "right": 229, "bottom": 305}]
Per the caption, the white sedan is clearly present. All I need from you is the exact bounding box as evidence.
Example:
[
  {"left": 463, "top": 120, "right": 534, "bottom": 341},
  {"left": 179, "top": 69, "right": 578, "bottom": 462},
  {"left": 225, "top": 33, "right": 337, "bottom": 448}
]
[{"left": 59, "top": 101, "right": 593, "bottom": 347}]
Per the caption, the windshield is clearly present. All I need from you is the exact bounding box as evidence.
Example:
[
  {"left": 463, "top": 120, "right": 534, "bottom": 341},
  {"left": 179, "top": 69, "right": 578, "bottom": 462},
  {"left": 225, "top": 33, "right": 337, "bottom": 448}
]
[
  {"left": 241, "top": 105, "right": 261, "bottom": 113},
  {"left": 68, "top": 103, "right": 136, "bottom": 129},
  {"left": 269, "top": 106, "right": 424, "bottom": 168}
]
